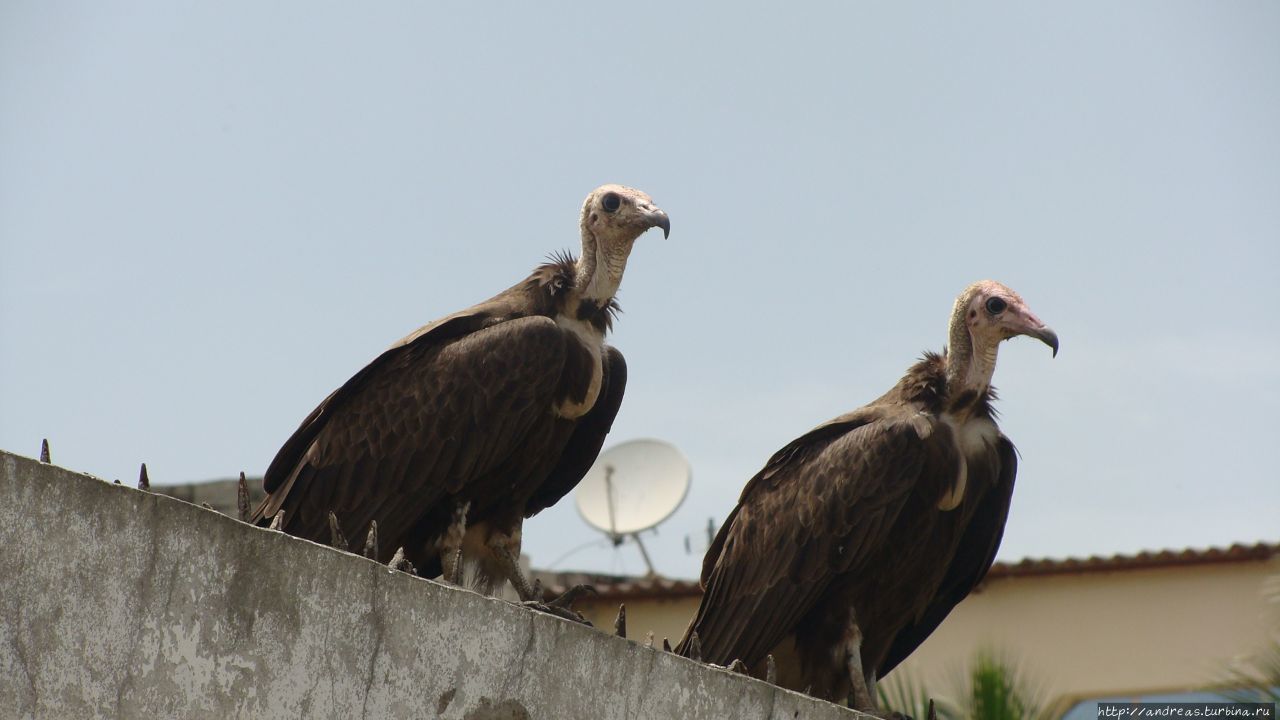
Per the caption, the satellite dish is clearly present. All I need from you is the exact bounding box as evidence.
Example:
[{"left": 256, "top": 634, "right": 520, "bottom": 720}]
[{"left": 575, "top": 438, "right": 691, "bottom": 575}]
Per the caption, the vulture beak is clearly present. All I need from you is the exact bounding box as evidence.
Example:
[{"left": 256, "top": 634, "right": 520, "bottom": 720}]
[
  {"left": 1030, "top": 326, "right": 1060, "bottom": 358},
  {"left": 643, "top": 207, "right": 671, "bottom": 239},
  {"left": 1005, "top": 308, "right": 1059, "bottom": 358}
]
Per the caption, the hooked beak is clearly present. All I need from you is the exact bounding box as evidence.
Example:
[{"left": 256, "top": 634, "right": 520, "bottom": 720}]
[
  {"left": 1005, "top": 309, "right": 1059, "bottom": 358},
  {"left": 1030, "top": 326, "right": 1060, "bottom": 358},
  {"left": 643, "top": 207, "right": 671, "bottom": 239}
]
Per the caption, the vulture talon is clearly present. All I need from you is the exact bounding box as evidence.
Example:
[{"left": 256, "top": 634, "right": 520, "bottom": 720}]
[
  {"left": 268, "top": 509, "right": 285, "bottom": 531},
  {"left": 519, "top": 583, "right": 597, "bottom": 625},
  {"left": 547, "top": 583, "right": 596, "bottom": 610},
  {"left": 519, "top": 600, "right": 593, "bottom": 626}
]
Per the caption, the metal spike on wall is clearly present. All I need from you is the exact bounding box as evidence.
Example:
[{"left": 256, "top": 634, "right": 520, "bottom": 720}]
[
  {"left": 237, "top": 473, "right": 250, "bottom": 522},
  {"left": 688, "top": 632, "right": 702, "bottom": 662},
  {"left": 39, "top": 439, "right": 50, "bottom": 464},
  {"left": 389, "top": 547, "right": 416, "bottom": 574},
  {"left": 363, "top": 522, "right": 379, "bottom": 560},
  {"left": 137, "top": 463, "right": 150, "bottom": 491},
  {"left": 328, "top": 511, "right": 348, "bottom": 551},
  {"left": 613, "top": 604, "right": 627, "bottom": 638}
]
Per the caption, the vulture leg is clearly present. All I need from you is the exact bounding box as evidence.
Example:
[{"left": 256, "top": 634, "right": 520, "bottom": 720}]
[
  {"left": 439, "top": 501, "right": 470, "bottom": 586},
  {"left": 484, "top": 528, "right": 539, "bottom": 600},
  {"left": 485, "top": 527, "right": 595, "bottom": 624},
  {"left": 844, "top": 614, "right": 880, "bottom": 714}
]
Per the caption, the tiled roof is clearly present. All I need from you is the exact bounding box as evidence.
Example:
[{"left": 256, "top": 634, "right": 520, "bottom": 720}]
[
  {"left": 985, "top": 541, "right": 1280, "bottom": 580},
  {"left": 537, "top": 541, "right": 1280, "bottom": 601}
]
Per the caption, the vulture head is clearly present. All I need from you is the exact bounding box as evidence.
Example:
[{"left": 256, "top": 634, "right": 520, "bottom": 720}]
[
  {"left": 577, "top": 184, "right": 671, "bottom": 300},
  {"left": 948, "top": 280, "right": 1059, "bottom": 392}
]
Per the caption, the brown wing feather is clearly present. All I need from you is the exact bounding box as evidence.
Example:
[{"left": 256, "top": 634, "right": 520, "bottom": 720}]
[
  {"left": 678, "top": 405, "right": 953, "bottom": 667},
  {"left": 876, "top": 434, "right": 1016, "bottom": 677},
  {"left": 251, "top": 315, "right": 573, "bottom": 560},
  {"left": 524, "top": 346, "right": 627, "bottom": 517},
  {"left": 256, "top": 300, "right": 514, "bottom": 501}
]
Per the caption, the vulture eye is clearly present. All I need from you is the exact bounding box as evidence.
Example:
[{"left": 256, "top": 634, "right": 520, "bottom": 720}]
[
  {"left": 601, "top": 192, "right": 622, "bottom": 213},
  {"left": 985, "top": 297, "right": 1007, "bottom": 315}
]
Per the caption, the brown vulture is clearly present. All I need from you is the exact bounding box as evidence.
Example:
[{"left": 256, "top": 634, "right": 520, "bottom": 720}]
[
  {"left": 675, "top": 280, "right": 1057, "bottom": 712},
  {"left": 250, "top": 184, "right": 669, "bottom": 612}
]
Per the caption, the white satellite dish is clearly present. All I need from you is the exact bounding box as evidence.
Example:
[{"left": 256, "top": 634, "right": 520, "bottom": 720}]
[{"left": 575, "top": 438, "right": 691, "bottom": 576}]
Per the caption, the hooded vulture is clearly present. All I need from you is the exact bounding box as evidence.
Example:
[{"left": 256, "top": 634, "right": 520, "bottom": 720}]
[
  {"left": 251, "top": 184, "right": 670, "bottom": 610},
  {"left": 676, "top": 280, "right": 1057, "bottom": 712}
]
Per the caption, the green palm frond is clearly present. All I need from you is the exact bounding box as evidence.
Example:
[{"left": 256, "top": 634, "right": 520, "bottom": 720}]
[
  {"left": 879, "top": 649, "right": 1047, "bottom": 720},
  {"left": 1220, "top": 640, "right": 1280, "bottom": 704},
  {"left": 965, "top": 649, "right": 1048, "bottom": 720},
  {"left": 1220, "top": 573, "right": 1280, "bottom": 703},
  {"left": 879, "top": 668, "right": 959, "bottom": 720}
]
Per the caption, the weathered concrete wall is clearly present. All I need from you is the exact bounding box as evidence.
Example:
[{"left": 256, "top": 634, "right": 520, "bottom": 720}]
[{"left": 0, "top": 450, "right": 857, "bottom": 720}]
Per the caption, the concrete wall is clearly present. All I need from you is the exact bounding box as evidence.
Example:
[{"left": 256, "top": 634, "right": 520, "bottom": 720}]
[{"left": 0, "top": 450, "right": 859, "bottom": 720}]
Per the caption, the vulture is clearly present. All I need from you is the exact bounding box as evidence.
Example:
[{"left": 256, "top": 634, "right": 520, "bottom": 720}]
[
  {"left": 251, "top": 184, "right": 669, "bottom": 613},
  {"left": 676, "top": 280, "right": 1057, "bottom": 712}
]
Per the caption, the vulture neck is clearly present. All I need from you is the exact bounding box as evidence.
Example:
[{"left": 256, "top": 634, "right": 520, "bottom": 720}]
[
  {"left": 575, "top": 229, "right": 631, "bottom": 303},
  {"left": 945, "top": 311, "right": 998, "bottom": 411}
]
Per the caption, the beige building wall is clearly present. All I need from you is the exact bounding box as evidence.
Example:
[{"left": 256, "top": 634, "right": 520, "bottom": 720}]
[
  {"left": 891, "top": 557, "right": 1279, "bottom": 713},
  {"left": 580, "top": 595, "right": 697, "bottom": 648},
  {"left": 574, "top": 556, "right": 1280, "bottom": 714}
]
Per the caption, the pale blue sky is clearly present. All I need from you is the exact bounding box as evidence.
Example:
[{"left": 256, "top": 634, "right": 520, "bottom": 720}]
[{"left": 2, "top": 2, "right": 1276, "bottom": 580}]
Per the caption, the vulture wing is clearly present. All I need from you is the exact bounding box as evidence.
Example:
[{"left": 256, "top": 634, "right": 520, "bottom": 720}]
[
  {"left": 250, "top": 301, "right": 582, "bottom": 556},
  {"left": 256, "top": 300, "right": 509, "bottom": 502},
  {"left": 876, "top": 435, "right": 1016, "bottom": 677},
  {"left": 680, "top": 405, "right": 957, "bottom": 667},
  {"left": 523, "top": 346, "right": 626, "bottom": 517}
]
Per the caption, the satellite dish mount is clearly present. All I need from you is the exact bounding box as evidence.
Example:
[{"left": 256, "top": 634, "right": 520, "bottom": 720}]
[
  {"left": 576, "top": 439, "right": 691, "bottom": 578},
  {"left": 602, "top": 463, "right": 658, "bottom": 574}
]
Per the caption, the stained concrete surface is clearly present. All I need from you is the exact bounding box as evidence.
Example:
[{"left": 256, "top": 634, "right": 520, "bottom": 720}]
[{"left": 0, "top": 450, "right": 858, "bottom": 719}]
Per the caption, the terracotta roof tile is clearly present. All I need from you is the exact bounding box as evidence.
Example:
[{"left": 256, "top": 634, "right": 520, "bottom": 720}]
[{"left": 537, "top": 541, "right": 1280, "bottom": 600}]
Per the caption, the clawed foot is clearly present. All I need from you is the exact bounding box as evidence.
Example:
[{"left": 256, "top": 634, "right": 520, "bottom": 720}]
[{"left": 519, "top": 583, "right": 597, "bottom": 625}]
